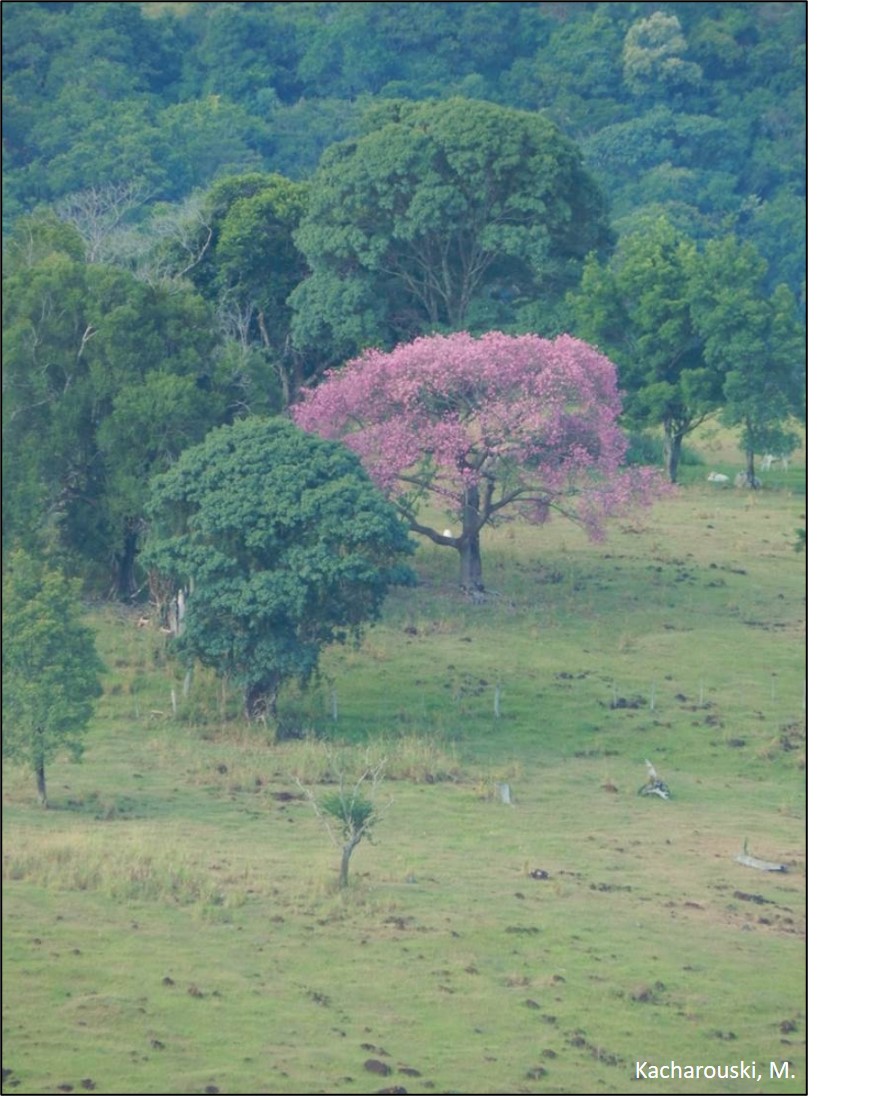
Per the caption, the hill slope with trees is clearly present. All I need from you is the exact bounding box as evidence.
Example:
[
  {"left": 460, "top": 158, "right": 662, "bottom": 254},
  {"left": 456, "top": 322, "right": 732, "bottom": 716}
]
[{"left": 2, "top": 1, "right": 805, "bottom": 595}]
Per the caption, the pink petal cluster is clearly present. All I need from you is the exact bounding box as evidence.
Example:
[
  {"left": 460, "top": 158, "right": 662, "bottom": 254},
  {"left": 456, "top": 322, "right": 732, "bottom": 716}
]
[{"left": 293, "top": 332, "right": 661, "bottom": 537}]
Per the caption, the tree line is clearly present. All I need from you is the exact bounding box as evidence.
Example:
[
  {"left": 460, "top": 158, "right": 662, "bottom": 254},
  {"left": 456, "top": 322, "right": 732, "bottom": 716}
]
[
  {"left": 4, "top": 3, "right": 805, "bottom": 291},
  {"left": 2, "top": 99, "right": 804, "bottom": 597}
]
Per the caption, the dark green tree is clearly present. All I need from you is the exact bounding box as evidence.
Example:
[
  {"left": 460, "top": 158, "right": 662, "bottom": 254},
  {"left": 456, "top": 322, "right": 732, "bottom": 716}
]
[
  {"left": 503, "top": 6, "right": 625, "bottom": 134},
  {"left": 210, "top": 174, "right": 311, "bottom": 402},
  {"left": 2, "top": 550, "right": 104, "bottom": 808},
  {"left": 570, "top": 216, "right": 724, "bottom": 482},
  {"left": 177, "top": 1, "right": 303, "bottom": 108},
  {"left": 147, "top": 172, "right": 310, "bottom": 402},
  {"left": 571, "top": 221, "right": 804, "bottom": 484},
  {"left": 290, "top": 97, "right": 612, "bottom": 361},
  {"left": 155, "top": 97, "right": 266, "bottom": 198},
  {"left": 142, "top": 418, "right": 414, "bottom": 721},
  {"left": 2, "top": 0, "right": 181, "bottom": 208},
  {"left": 689, "top": 236, "right": 805, "bottom": 484},
  {"left": 289, "top": 2, "right": 541, "bottom": 101},
  {"left": 2, "top": 237, "right": 228, "bottom": 593}
]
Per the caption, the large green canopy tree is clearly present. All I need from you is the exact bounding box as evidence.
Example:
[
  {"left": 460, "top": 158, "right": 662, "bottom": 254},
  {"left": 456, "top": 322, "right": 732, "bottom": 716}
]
[
  {"left": 570, "top": 216, "right": 724, "bottom": 483},
  {"left": 2, "top": 230, "right": 238, "bottom": 594},
  {"left": 142, "top": 418, "right": 414, "bottom": 721},
  {"left": 289, "top": 96, "right": 613, "bottom": 363},
  {"left": 690, "top": 236, "right": 805, "bottom": 484},
  {"left": 3, "top": 550, "right": 104, "bottom": 808},
  {"left": 570, "top": 218, "right": 804, "bottom": 484},
  {"left": 148, "top": 172, "right": 310, "bottom": 404}
]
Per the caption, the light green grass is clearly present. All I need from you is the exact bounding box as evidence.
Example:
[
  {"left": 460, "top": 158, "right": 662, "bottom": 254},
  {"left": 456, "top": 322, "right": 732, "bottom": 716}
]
[{"left": 3, "top": 471, "right": 806, "bottom": 1095}]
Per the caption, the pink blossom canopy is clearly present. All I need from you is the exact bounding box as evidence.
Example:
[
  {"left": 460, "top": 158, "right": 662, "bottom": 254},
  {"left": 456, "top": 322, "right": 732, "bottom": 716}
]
[{"left": 293, "top": 331, "right": 658, "bottom": 538}]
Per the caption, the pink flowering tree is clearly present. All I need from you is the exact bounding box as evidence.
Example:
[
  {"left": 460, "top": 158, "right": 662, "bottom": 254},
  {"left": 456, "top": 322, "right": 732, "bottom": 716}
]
[{"left": 293, "top": 332, "right": 660, "bottom": 592}]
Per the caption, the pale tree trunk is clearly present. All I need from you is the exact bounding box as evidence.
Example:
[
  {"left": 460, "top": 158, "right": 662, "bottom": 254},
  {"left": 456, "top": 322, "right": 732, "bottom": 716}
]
[
  {"left": 257, "top": 309, "right": 293, "bottom": 409},
  {"left": 741, "top": 417, "right": 763, "bottom": 488},
  {"left": 170, "top": 586, "right": 188, "bottom": 637},
  {"left": 339, "top": 836, "right": 359, "bottom": 888}
]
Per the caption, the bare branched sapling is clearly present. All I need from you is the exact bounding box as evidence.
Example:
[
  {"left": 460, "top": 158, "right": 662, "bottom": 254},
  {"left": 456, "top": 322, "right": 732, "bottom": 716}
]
[{"left": 298, "top": 761, "right": 390, "bottom": 887}]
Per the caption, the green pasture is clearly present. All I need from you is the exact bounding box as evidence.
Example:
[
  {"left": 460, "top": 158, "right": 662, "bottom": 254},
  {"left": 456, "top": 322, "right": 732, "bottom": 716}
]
[{"left": 3, "top": 465, "right": 806, "bottom": 1095}]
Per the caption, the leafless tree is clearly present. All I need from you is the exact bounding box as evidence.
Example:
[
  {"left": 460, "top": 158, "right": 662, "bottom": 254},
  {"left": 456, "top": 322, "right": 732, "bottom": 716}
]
[{"left": 55, "top": 181, "right": 152, "bottom": 264}]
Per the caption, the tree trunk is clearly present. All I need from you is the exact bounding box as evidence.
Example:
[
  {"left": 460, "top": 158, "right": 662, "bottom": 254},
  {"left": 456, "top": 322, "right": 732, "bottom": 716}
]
[
  {"left": 339, "top": 836, "right": 359, "bottom": 888},
  {"left": 113, "top": 524, "right": 141, "bottom": 601},
  {"left": 458, "top": 535, "right": 483, "bottom": 591},
  {"left": 35, "top": 758, "right": 48, "bottom": 808},
  {"left": 275, "top": 361, "right": 291, "bottom": 410},
  {"left": 663, "top": 426, "right": 683, "bottom": 484},
  {"left": 458, "top": 484, "right": 484, "bottom": 592},
  {"left": 745, "top": 449, "right": 759, "bottom": 488}
]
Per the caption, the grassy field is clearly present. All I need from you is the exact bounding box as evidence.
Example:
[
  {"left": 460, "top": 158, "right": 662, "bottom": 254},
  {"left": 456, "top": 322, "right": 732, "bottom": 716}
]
[{"left": 2, "top": 448, "right": 806, "bottom": 1096}]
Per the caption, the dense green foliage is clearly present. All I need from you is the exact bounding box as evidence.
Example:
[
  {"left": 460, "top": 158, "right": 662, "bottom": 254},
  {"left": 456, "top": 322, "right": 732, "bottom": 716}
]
[
  {"left": 2, "top": 1, "right": 805, "bottom": 595},
  {"left": 290, "top": 97, "right": 612, "bottom": 359},
  {"left": 142, "top": 418, "right": 414, "bottom": 719},
  {"left": 569, "top": 215, "right": 805, "bottom": 482},
  {"left": 2, "top": 550, "right": 104, "bottom": 806},
  {"left": 153, "top": 172, "right": 312, "bottom": 401},
  {"left": 3, "top": 2, "right": 805, "bottom": 289},
  {"left": 691, "top": 236, "right": 804, "bottom": 482},
  {"left": 2, "top": 237, "right": 240, "bottom": 594}
]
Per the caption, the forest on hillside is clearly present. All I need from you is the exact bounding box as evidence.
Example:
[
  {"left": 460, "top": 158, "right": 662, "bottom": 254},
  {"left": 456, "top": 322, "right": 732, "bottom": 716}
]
[{"left": 2, "top": 1, "right": 806, "bottom": 598}]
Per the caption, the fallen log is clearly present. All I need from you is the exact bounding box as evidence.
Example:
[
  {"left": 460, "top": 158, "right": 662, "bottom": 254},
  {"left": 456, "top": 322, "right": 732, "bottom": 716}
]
[
  {"left": 639, "top": 759, "right": 671, "bottom": 799},
  {"left": 734, "top": 845, "right": 788, "bottom": 873}
]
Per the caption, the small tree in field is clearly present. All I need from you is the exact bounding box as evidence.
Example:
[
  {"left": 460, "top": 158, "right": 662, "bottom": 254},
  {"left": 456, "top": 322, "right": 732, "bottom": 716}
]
[
  {"left": 2, "top": 551, "right": 104, "bottom": 808},
  {"left": 298, "top": 762, "right": 388, "bottom": 888},
  {"left": 294, "top": 332, "right": 661, "bottom": 591}
]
